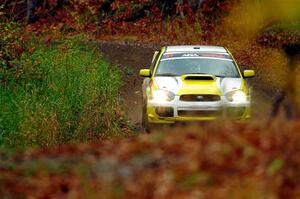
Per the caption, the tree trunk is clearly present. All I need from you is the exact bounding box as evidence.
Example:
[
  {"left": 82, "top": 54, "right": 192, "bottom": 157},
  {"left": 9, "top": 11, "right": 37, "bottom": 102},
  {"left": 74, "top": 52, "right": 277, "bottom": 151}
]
[
  {"left": 26, "top": 0, "right": 33, "bottom": 23},
  {"left": 188, "top": 0, "right": 205, "bottom": 11},
  {"left": 270, "top": 45, "right": 300, "bottom": 120},
  {"left": 176, "top": 0, "right": 185, "bottom": 18}
]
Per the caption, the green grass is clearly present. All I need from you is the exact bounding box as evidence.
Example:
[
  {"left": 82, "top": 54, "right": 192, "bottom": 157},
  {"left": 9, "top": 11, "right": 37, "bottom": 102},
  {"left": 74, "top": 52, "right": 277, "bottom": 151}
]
[{"left": 0, "top": 37, "right": 124, "bottom": 148}]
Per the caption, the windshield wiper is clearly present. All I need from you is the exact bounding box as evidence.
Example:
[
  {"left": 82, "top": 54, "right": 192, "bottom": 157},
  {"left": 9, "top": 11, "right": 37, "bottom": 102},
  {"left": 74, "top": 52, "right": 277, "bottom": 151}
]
[
  {"left": 215, "top": 75, "right": 226, "bottom": 77},
  {"left": 215, "top": 75, "right": 239, "bottom": 78},
  {"left": 156, "top": 73, "right": 178, "bottom": 76},
  {"left": 183, "top": 73, "right": 208, "bottom": 75}
]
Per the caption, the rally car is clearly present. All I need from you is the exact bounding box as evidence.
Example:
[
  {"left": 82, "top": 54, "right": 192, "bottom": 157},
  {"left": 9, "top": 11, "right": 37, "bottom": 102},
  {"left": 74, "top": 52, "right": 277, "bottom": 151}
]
[{"left": 139, "top": 45, "right": 255, "bottom": 130}]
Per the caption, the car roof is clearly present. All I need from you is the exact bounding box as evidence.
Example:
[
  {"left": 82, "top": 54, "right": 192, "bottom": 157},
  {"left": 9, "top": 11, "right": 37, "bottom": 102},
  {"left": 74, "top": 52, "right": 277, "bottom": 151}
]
[{"left": 165, "top": 45, "right": 228, "bottom": 53}]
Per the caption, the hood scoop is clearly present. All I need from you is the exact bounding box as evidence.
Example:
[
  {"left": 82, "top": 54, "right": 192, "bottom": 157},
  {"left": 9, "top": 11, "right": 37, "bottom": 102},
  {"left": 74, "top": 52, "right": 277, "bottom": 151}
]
[{"left": 182, "top": 74, "right": 215, "bottom": 81}]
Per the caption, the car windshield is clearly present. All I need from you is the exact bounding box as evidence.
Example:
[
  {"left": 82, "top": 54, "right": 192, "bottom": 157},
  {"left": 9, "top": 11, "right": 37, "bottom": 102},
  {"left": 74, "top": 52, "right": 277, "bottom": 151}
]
[{"left": 155, "top": 53, "right": 240, "bottom": 78}]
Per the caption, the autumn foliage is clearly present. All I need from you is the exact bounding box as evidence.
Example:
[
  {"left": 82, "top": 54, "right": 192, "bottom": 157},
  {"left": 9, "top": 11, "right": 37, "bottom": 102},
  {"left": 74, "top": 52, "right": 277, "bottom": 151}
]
[
  {"left": 1, "top": 121, "right": 300, "bottom": 199},
  {"left": 0, "top": 17, "right": 23, "bottom": 67},
  {"left": 1, "top": 0, "right": 231, "bottom": 43}
]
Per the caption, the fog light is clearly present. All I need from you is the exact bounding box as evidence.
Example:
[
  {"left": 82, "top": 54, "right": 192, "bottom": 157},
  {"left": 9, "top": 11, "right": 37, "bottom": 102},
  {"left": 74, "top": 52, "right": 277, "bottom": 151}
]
[{"left": 155, "top": 107, "right": 174, "bottom": 117}]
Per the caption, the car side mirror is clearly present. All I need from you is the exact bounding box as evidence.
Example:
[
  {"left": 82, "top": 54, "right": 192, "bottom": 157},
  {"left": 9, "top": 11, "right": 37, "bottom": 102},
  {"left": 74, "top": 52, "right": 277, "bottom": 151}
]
[
  {"left": 243, "top": 70, "right": 255, "bottom": 78},
  {"left": 139, "top": 69, "right": 151, "bottom": 77}
]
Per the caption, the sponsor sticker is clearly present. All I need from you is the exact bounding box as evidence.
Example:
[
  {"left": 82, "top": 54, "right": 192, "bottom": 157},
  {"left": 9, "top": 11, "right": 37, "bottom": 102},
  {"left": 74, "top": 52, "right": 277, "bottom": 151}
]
[{"left": 162, "top": 53, "right": 231, "bottom": 59}]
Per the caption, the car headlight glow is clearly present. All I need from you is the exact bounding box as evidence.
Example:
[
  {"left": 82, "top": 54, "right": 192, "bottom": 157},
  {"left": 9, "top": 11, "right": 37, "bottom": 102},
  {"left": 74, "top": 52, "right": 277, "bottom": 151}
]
[
  {"left": 226, "top": 90, "right": 246, "bottom": 102},
  {"left": 232, "top": 90, "right": 246, "bottom": 102},
  {"left": 152, "top": 89, "right": 175, "bottom": 102}
]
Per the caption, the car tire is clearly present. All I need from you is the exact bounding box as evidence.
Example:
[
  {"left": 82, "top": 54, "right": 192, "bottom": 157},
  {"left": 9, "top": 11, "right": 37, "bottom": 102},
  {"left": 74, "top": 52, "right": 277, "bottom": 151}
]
[{"left": 142, "top": 102, "right": 152, "bottom": 133}]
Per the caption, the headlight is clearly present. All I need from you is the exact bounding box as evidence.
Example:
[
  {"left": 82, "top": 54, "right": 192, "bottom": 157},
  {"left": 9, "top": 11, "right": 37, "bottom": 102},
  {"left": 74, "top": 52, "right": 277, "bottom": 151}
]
[
  {"left": 152, "top": 89, "right": 175, "bottom": 102},
  {"left": 226, "top": 90, "right": 246, "bottom": 102}
]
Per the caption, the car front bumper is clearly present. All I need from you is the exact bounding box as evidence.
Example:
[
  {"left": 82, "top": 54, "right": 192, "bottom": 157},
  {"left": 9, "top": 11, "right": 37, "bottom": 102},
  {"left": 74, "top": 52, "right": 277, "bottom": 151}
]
[{"left": 147, "top": 96, "right": 251, "bottom": 124}]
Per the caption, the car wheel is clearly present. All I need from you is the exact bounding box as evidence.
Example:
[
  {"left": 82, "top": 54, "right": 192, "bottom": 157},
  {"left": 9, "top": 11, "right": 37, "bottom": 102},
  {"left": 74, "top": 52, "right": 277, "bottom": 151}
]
[{"left": 142, "top": 102, "right": 151, "bottom": 133}]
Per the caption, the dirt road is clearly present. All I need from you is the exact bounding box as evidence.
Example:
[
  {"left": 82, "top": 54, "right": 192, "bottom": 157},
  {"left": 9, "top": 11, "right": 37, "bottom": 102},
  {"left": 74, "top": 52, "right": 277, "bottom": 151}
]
[
  {"left": 98, "top": 41, "right": 272, "bottom": 128},
  {"left": 98, "top": 41, "right": 158, "bottom": 128}
]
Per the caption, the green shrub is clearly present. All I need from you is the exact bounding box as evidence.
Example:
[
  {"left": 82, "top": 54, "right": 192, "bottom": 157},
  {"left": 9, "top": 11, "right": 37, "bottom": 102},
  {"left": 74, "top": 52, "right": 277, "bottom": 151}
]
[{"left": 0, "top": 37, "right": 124, "bottom": 148}]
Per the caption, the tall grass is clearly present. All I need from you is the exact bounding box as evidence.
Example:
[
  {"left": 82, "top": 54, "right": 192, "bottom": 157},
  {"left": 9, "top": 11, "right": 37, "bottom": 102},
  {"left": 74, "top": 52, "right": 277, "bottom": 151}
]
[{"left": 0, "top": 37, "right": 124, "bottom": 148}]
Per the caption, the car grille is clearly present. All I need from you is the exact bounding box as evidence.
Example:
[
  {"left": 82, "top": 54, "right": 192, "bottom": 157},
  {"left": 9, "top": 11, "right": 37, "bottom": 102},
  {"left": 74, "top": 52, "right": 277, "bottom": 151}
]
[
  {"left": 178, "top": 110, "right": 222, "bottom": 117},
  {"left": 179, "top": 94, "right": 221, "bottom": 102}
]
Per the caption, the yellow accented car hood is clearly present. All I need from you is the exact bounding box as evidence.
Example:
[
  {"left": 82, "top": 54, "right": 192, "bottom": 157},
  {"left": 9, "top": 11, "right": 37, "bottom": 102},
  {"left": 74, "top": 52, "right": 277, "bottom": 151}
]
[
  {"left": 178, "top": 74, "right": 221, "bottom": 95},
  {"left": 153, "top": 74, "right": 242, "bottom": 96}
]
